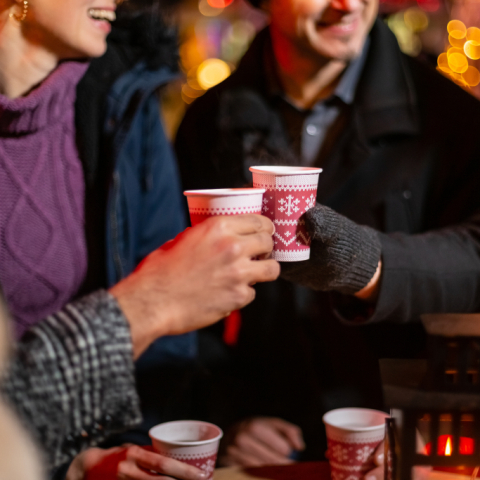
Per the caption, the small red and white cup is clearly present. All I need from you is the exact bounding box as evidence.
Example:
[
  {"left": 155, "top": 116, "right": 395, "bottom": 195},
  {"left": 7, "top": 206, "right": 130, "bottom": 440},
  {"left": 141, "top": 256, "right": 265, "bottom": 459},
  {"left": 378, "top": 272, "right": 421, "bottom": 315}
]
[
  {"left": 323, "top": 408, "right": 389, "bottom": 480},
  {"left": 149, "top": 420, "right": 223, "bottom": 480},
  {"left": 249, "top": 166, "right": 322, "bottom": 262},
  {"left": 184, "top": 188, "right": 266, "bottom": 226}
]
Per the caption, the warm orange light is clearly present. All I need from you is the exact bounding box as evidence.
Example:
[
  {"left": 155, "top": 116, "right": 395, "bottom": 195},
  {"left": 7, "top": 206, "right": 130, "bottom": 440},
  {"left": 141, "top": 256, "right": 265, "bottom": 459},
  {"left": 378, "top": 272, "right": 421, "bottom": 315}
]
[
  {"left": 449, "top": 34, "right": 466, "bottom": 48},
  {"left": 463, "top": 65, "right": 480, "bottom": 86},
  {"left": 437, "top": 52, "right": 449, "bottom": 71},
  {"left": 196, "top": 59, "right": 231, "bottom": 90},
  {"left": 466, "top": 27, "right": 480, "bottom": 44},
  {"left": 448, "top": 20, "right": 467, "bottom": 39},
  {"left": 448, "top": 52, "right": 469, "bottom": 73},
  {"left": 447, "top": 47, "right": 464, "bottom": 58},
  {"left": 464, "top": 41, "right": 480, "bottom": 60},
  {"left": 445, "top": 436, "right": 452, "bottom": 456},
  {"left": 207, "top": 0, "right": 233, "bottom": 8}
]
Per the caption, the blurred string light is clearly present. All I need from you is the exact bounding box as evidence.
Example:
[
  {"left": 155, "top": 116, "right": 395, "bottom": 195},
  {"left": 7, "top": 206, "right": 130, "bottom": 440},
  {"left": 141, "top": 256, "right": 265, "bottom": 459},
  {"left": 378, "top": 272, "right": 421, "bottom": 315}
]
[
  {"left": 199, "top": 0, "right": 224, "bottom": 16},
  {"left": 207, "top": 0, "right": 233, "bottom": 9},
  {"left": 437, "top": 20, "right": 480, "bottom": 87},
  {"left": 197, "top": 58, "right": 231, "bottom": 89},
  {"left": 181, "top": 6, "right": 257, "bottom": 104},
  {"left": 387, "top": 8, "right": 428, "bottom": 56}
]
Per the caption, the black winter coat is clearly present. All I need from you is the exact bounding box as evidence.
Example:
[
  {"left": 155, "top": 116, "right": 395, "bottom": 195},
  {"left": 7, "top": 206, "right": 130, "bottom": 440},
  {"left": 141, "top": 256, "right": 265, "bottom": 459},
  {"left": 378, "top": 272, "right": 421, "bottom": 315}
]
[{"left": 175, "top": 19, "right": 480, "bottom": 459}]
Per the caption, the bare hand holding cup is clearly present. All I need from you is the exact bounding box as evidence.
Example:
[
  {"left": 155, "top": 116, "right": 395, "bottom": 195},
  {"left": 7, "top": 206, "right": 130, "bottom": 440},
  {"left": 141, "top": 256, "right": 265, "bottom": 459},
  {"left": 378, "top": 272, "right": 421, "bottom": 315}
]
[{"left": 110, "top": 214, "right": 279, "bottom": 359}]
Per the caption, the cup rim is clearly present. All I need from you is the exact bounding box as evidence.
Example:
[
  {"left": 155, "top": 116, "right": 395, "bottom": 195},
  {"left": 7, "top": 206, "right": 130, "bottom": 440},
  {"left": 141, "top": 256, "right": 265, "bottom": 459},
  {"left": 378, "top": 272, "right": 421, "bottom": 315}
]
[
  {"left": 322, "top": 408, "right": 389, "bottom": 433},
  {"left": 184, "top": 188, "right": 266, "bottom": 197},
  {"left": 149, "top": 420, "right": 224, "bottom": 446},
  {"left": 249, "top": 166, "right": 323, "bottom": 176}
]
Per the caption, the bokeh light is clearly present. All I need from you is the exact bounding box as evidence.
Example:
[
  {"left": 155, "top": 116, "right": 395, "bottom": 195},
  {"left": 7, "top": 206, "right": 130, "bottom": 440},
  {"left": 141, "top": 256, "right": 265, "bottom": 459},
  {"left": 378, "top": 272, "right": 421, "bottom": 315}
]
[
  {"left": 463, "top": 66, "right": 480, "bottom": 86},
  {"left": 197, "top": 58, "right": 231, "bottom": 90},
  {"left": 448, "top": 52, "right": 469, "bottom": 73},
  {"left": 199, "top": 0, "right": 223, "bottom": 16},
  {"left": 437, "top": 53, "right": 450, "bottom": 72},
  {"left": 464, "top": 41, "right": 480, "bottom": 60},
  {"left": 416, "top": 0, "right": 440, "bottom": 12},
  {"left": 447, "top": 20, "right": 467, "bottom": 39},
  {"left": 207, "top": 0, "right": 233, "bottom": 8},
  {"left": 449, "top": 34, "right": 466, "bottom": 48},
  {"left": 466, "top": 27, "right": 480, "bottom": 44},
  {"left": 404, "top": 8, "right": 429, "bottom": 32},
  {"left": 447, "top": 46, "right": 464, "bottom": 58}
]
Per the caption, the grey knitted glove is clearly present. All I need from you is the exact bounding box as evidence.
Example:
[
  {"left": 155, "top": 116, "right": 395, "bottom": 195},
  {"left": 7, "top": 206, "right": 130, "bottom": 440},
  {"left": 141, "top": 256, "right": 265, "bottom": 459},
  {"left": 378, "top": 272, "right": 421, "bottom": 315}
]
[{"left": 280, "top": 204, "right": 381, "bottom": 295}]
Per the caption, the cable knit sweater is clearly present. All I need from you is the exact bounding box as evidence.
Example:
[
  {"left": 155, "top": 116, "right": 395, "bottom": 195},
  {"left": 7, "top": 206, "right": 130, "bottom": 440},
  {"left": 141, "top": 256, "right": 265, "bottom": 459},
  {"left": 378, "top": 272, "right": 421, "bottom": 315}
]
[{"left": 0, "top": 61, "right": 90, "bottom": 338}]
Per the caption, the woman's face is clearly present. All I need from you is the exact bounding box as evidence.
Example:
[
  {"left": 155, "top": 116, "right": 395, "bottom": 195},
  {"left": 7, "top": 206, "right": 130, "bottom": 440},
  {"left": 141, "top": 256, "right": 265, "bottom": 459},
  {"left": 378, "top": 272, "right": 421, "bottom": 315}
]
[{"left": 23, "top": 0, "right": 117, "bottom": 59}]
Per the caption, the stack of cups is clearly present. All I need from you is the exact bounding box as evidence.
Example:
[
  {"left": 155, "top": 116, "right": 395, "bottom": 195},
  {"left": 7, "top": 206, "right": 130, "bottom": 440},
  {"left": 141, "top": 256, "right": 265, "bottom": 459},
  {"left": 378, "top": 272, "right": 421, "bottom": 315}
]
[{"left": 323, "top": 408, "right": 389, "bottom": 480}]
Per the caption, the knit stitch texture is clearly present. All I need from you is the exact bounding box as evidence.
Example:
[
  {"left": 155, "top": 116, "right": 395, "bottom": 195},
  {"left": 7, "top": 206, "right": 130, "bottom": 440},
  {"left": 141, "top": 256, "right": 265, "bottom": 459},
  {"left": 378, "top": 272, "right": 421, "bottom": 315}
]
[
  {"left": 0, "top": 61, "right": 90, "bottom": 338},
  {"left": 281, "top": 204, "right": 381, "bottom": 294}
]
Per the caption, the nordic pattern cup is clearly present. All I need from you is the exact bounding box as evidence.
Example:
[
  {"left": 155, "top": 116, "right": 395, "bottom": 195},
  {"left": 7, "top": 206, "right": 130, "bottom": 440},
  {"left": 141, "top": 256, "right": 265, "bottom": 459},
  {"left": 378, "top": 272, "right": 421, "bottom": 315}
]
[
  {"left": 323, "top": 408, "right": 389, "bottom": 480},
  {"left": 149, "top": 420, "right": 223, "bottom": 480},
  {"left": 249, "top": 166, "right": 322, "bottom": 262}
]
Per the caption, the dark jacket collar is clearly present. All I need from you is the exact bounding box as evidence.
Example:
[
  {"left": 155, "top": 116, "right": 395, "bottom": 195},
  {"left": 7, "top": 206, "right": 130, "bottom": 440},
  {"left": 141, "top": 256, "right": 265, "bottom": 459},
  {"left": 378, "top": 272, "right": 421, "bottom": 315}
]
[
  {"left": 354, "top": 19, "right": 420, "bottom": 140},
  {"left": 231, "top": 19, "right": 420, "bottom": 142},
  {"left": 76, "top": 29, "right": 177, "bottom": 187}
]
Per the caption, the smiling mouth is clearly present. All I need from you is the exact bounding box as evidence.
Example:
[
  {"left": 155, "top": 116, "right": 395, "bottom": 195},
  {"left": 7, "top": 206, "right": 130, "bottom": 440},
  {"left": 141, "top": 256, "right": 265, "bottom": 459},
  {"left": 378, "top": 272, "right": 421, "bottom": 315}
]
[
  {"left": 316, "top": 18, "right": 357, "bottom": 32},
  {"left": 88, "top": 8, "right": 116, "bottom": 22}
]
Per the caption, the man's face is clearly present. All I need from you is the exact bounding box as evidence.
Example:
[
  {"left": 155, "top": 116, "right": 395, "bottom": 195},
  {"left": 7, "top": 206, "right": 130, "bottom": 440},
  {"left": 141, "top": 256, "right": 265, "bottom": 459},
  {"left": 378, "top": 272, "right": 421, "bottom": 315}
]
[{"left": 266, "top": 0, "right": 378, "bottom": 62}]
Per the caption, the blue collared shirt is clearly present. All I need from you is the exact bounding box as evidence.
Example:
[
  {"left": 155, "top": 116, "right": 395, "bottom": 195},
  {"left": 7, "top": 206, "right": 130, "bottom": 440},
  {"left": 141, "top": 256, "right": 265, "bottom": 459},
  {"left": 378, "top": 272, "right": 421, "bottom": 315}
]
[{"left": 265, "top": 38, "right": 370, "bottom": 165}]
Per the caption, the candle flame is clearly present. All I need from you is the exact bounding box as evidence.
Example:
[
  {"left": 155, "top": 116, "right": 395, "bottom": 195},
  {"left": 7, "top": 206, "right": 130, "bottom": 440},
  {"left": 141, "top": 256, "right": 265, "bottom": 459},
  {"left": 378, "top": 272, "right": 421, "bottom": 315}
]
[{"left": 445, "top": 436, "right": 452, "bottom": 456}]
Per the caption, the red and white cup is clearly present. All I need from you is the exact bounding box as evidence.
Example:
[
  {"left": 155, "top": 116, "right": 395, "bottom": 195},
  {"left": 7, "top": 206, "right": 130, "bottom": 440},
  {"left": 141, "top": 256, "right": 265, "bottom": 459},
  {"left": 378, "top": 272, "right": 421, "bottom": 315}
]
[
  {"left": 249, "top": 166, "right": 322, "bottom": 262},
  {"left": 323, "top": 408, "right": 389, "bottom": 480},
  {"left": 149, "top": 420, "right": 223, "bottom": 480},
  {"left": 184, "top": 188, "right": 266, "bottom": 226}
]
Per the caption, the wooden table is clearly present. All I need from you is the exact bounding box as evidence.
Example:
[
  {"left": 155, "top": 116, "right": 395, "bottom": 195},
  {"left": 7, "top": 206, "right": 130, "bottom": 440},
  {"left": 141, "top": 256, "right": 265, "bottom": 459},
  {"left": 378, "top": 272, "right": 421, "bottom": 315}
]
[
  {"left": 214, "top": 462, "right": 331, "bottom": 480},
  {"left": 84, "top": 447, "right": 331, "bottom": 480}
]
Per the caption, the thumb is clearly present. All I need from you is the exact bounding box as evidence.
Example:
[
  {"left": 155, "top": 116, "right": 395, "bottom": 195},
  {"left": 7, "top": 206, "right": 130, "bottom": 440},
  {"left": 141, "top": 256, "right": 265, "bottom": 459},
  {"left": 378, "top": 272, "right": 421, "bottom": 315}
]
[
  {"left": 373, "top": 441, "right": 384, "bottom": 466},
  {"left": 363, "top": 465, "right": 383, "bottom": 480}
]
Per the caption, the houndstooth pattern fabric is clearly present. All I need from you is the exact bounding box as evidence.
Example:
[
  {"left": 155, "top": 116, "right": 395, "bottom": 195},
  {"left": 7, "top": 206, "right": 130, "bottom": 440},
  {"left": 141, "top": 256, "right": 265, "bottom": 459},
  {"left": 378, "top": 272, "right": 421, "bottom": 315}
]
[{"left": 1, "top": 290, "right": 141, "bottom": 468}]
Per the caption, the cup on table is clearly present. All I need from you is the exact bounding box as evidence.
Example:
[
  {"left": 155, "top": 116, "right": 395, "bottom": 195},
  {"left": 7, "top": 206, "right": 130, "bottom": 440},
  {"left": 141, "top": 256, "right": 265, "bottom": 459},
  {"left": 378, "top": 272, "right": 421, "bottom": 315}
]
[
  {"left": 323, "top": 407, "right": 389, "bottom": 480},
  {"left": 184, "top": 188, "right": 266, "bottom": 226},
  {"left": 249, "top": 166, "right": 322, "bottom": 262},
  {"left": 149, "top": 420, "right": 223, "bottom": 480}
]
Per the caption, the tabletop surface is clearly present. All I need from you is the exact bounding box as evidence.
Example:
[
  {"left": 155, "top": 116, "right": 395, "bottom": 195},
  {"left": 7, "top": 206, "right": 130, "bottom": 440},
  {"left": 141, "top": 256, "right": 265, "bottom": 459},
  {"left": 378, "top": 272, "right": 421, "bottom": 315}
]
[
  {"left": 214, "top": 462, "right": 331, "bottom": 480},
  {"left": 83, "top": 448, "right": 331, "bottom": 480}
]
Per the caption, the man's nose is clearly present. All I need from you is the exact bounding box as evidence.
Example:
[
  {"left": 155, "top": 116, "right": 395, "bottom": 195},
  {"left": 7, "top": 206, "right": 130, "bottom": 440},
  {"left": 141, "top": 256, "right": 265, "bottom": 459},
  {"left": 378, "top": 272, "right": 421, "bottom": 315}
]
[{"left": 330, "top": 0, "right": 361, "bottom": 12}]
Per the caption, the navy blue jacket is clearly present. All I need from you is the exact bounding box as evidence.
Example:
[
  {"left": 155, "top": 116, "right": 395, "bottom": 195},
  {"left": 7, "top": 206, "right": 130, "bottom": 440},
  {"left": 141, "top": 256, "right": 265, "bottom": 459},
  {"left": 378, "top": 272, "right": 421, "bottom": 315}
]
[{"left": 76, "top": 40, "right": 196, "bottom": 371}]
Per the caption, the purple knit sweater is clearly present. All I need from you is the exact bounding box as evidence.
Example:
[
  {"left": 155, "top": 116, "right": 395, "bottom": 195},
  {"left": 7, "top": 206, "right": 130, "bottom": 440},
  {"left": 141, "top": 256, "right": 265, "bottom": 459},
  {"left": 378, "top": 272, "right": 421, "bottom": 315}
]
[{"left": 0, "top": 61, "right": 90, "bottom": 338}]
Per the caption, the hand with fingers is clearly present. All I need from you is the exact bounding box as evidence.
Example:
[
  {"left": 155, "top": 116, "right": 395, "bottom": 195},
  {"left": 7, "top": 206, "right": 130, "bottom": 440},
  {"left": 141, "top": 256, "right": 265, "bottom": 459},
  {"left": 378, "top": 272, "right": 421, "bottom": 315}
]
[
  {"left": 219, "top": 417, "right": 305, "bottom": 467},
  {"left": 363, "top": 441, "right": 384, "bottom": 480},
  {"left": 110, "top": 214, "right": 280, "bottom": 359},
  {"left": 67, "top": 445, "right": 208, "bottom": 480},
  {"left": 117, "top": 445, "right": 207, "bottom": 480}
]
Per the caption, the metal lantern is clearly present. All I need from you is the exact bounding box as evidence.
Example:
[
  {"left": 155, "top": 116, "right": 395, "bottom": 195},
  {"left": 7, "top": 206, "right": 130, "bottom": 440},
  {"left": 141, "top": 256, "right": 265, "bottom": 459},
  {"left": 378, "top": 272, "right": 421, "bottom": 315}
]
[{"left": 381, "top": 314, "right": 480, "bottom": 480}]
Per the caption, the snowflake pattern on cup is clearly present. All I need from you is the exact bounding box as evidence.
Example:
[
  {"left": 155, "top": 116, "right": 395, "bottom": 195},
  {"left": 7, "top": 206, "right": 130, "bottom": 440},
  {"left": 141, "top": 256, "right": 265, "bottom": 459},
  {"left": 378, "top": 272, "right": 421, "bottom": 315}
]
[
  {"left": 327, "top": 438, "right": 380, "bottom": 480},
  {"left": 251, "top": 167, "right": 321, "bottom": 262},
  {"left": 155, "top": 451, "right": 218, "bottom": 480}
]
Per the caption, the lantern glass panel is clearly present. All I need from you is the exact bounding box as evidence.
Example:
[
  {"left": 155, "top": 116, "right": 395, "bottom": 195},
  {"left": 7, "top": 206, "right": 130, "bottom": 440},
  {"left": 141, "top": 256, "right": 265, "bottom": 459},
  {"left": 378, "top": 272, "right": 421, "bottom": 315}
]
[{"left": 416, "top": 414, "right": 431, "bottom": 455}]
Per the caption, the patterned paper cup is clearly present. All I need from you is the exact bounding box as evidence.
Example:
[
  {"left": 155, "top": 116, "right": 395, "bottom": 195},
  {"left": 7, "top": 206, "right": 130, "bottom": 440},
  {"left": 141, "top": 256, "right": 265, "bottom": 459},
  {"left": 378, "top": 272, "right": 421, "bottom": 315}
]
[
  {"left": 323, "top": 408, "right": 389, "bottom": 480},
  {"left": 184, "top": 188, "right": 266, "bottom": 226},
  {"left": 149, "top": 420, "right": 223, "bottom": 480},
  {"left": 249, "top": 166, "right": 322, "bottom": 262}
]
